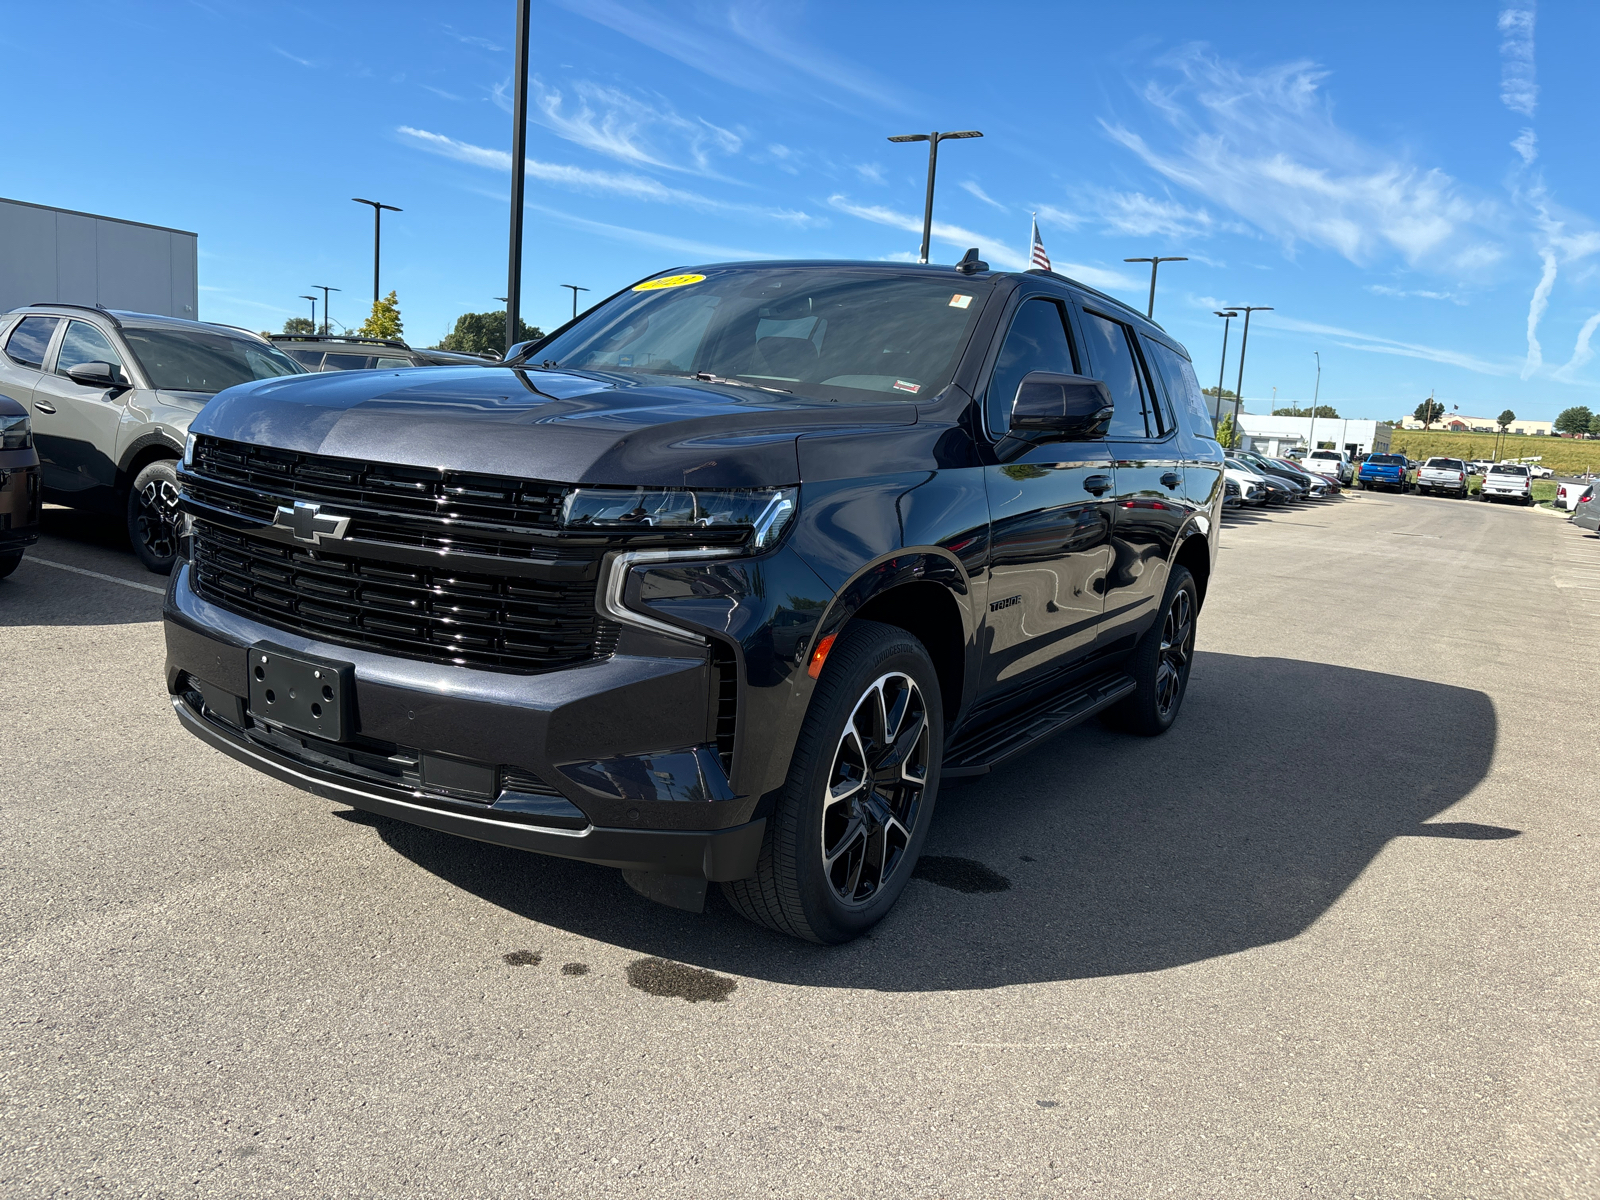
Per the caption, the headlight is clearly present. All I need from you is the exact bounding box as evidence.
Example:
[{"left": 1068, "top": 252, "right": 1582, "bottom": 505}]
[
  {"left": 0, "top": 413, "right": 31, "bottom": 450},
  {"left": 563, "top": 485, "right": 797, "bottom": 549},
  {"left": 183, "top": 432, "right": 196, "bottom": 467}
]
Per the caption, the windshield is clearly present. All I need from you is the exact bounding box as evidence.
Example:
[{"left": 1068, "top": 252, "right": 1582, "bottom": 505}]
[
  {"left": 122, "top": 327, "right": 303, "bottom": 393},
  {"left": 530, "top": 267, "right": 993, "bottom": 402},
  {"left": 1426, "top": 458, "right": 1465, "bottom": 469}
]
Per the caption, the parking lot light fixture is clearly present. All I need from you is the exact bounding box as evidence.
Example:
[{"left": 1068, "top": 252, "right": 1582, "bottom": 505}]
[
  {"left": 1225, "top": 306, "right": 1274, "bottom": 448},
  {"left": 300, "top": 295, "right": 318, "bottom": 331},
  {"left": 1309, "top": 351, "right": 1321, "bottom": 453},
  {"left": 351, "top": 200, "right": 401, "bottom": 303},
  {"left": 311, "top": 285, "right": 340, "bottom": 335},
  {"left": 1213, "top": 310, "right": 1237, "bottom": 431},
  {"left": 1124, "top": 256, "right": 1189, "bottom": 319},
  {"left": 888, "top": 130, "right": 983, "bottom": 264},
  {"left": 560, "top": 284, "right": 590, "bottom": 321}
]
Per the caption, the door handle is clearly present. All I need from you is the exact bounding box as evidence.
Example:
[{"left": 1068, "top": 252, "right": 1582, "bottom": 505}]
[
  {"left": 1084, "top": 474, "right": 1111, "bottom": 495},
  {"left": 1160, "top": 471, "right": 1181, "bottom": 489},
  {"left": 33, "top": 401, "right": 56, "bottom": 415}
]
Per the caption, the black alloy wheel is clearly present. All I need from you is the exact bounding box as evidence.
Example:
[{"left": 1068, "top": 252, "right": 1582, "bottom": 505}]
[
  {"left": 1107, "top": 565, "right": 1199, "bottom": 737},
  {"left": 1153, "top": 585, "right": 1195, "bottom": 722},
  {"left": 127, "top": 459, "right": 181, "bottom": 575},
  {"left": 722, "top": 620, "right": 943, "bottom": 944}
]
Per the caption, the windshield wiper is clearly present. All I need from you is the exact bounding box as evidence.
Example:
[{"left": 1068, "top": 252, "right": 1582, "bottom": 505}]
[{"left": 679, "top": 371, "right": 791, "bottom": 395}]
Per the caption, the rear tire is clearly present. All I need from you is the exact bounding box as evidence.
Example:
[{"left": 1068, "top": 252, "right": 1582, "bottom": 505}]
[
  {"left": 722, "top": 620, "right": 943, "bottom": 945},
  {"left": 0, "top": 550, "right": 22, "bottom": 580},
  {"left": 127, "top": 459, "right": 181, "bottom": 575},
  {"left": 1107, "top": 566, "right": 1199, "bottom": 738}
]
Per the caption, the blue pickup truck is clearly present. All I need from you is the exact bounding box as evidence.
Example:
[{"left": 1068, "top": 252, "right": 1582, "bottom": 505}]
[{"left": 1358, "top": 452, "right": 1410, "bottom": 493}]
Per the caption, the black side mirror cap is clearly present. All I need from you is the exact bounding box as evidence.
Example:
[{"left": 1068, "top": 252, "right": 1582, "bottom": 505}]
[
  {"left": 65, "top": 361, "right": 127, "bottom": 389},
  {"left": 1009, "top": 371, "right": 1115, "bottom": 439}
]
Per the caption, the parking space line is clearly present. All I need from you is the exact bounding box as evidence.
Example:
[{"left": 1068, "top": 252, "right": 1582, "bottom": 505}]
[{"left": 23, "top": 557, "right": 167, "bottom": 596}]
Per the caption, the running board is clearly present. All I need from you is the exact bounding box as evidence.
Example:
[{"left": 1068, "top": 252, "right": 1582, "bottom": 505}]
[{"left": 941, "top": 670, "right": 1137, "bottom": 780}]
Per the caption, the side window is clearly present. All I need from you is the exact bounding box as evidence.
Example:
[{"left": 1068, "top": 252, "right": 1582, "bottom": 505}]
[
  {"left": 1144, "top": 338, "right": 1213, "bottom": 440},
  {"left": 1079, "top": 310, "right": 1155, "bottom": 439},
  {"left": 282, "top": 349, "right": 325, "bottom": 369},
  {"left": 56, "top": 321, "right": 126, "bottom": 379},
  {"left": 374, "top": 356, "right": 412, "bottom": 369},
  {"left": 5, "top": 316, "right": 61, "bottom": 370},
  {"left": 320, "top": 354, "right": 374, "bottom": 371},
  {"left": 985, "top": 297, "right": 1077, "bottom": 434}
]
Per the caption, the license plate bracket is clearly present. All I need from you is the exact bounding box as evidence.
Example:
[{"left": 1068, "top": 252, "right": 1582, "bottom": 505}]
[{"left": 247, "top": 642, "right": 354, "bottom": 742}]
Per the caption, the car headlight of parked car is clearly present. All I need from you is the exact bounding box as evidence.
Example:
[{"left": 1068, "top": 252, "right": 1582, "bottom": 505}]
[
  {"left": 563, "top": 485, "right": 797, "bottom": 550},
  {"left": 0, "top": 413, "right": 31, "bottom": 450}
]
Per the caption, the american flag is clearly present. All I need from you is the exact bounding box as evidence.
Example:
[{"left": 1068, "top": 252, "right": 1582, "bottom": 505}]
[{"left": 1029, "top": 215, "right": 1051, "bottom": 271}]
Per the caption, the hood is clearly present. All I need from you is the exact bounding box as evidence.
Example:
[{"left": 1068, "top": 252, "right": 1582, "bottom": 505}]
[{"left": 193, "top": 366, "right": 918, "bottom": 487}]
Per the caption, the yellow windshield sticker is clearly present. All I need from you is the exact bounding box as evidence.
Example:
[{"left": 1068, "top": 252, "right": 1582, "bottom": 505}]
[
  {"left": 633, "top": 273, "right": 706, "bottom": 292},
  {"left": 949, "top": 293, "right": 973, "bottom": 308}
]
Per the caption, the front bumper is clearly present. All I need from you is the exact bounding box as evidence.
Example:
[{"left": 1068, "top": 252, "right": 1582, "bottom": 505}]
[
  {"left": 164, "top": 562, "right": 768, "bottom": 880},
  {"left": 0, "top": 460, "right": 41, "bottom": 550}
]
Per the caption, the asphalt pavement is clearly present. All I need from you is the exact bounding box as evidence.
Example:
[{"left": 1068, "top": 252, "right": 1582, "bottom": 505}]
[{"left": 2, "top": 494, "right": 1597, "bottom": 1198}]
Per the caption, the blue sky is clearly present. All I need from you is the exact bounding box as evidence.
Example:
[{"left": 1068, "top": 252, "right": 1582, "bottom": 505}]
[{"left": 7, "top": 1, "right": 1600, "bottom": 421}]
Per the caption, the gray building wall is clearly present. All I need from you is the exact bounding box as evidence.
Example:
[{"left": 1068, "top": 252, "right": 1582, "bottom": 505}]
[{"left": 0, "top": 197, "right": 198, "bottom": 319}]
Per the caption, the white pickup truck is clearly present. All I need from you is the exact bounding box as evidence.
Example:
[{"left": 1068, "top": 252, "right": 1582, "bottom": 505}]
[
  {"left": 1303, "top": 449, "right": 1353, "bottom": 484},
  {"left": 1482, "top": 462, "right": 1534, "bottom": 505},
  {"left": 1416, "top": 457, "right": 1470, "bottom": 498}
]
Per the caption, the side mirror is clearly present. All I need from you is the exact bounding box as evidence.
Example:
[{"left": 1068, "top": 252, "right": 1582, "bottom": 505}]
[
  {"left": 66, "top": 361, "right": 127, "bottom": 390},
  {"left": 1008, "top": 372, "right": 1115, "bottom": 440},
  {"left": 501, "top": 340, "right": 539, "bottom": 366}
]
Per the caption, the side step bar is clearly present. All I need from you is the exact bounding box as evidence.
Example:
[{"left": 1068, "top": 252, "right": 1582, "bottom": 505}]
[{"left": 941, "top": 670, "right": 1137, "bottom": 780}]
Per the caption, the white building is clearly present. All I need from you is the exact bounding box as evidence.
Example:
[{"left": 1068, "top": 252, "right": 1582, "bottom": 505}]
[
  {"left": 1233, "top": 414, "right": 1391, "bottom": 458},
  {"left": 1399, "top": 412, "right": 1553, "bottom": 435}
]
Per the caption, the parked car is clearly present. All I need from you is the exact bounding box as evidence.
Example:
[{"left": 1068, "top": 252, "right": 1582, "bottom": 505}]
[
  {"left": 1416, "top": 457, "right": 1470, "bottom": 498},
  {"left": 1223, "top": 459, "right": 1268, "bottom": 505},
  {"left": 1358, "top": 452, "right": 1409, "bottom": 492},
  {"left": 1481, "top": 462, "right": 1533, "bottom": 505},
  {"left": 1232, "top": 450, "right": 1310, "bottom": 499},
  {"left": 1468, "top": 459, "right": 1495, "bottom": 476},
  {"left": 1266, "top": 456, "right": 1331, "bottom": 497},
  {"left": 0, "top": 392, "right": 41, "bottom": 579},
  {"left": 1304, "top": 448, "right": 1353, "bottom": 484},
  {"left": 1223, "top": 478, "right": 1241, "bottom": 508},
  {"left": 165, "top": 257, "right": 1224, "bottom": 944},
  {"left": 268, "top": 334, "right": 497, "bottom": 371},
  {"left": 0, "top": 304, "right": 307, "bottom": 572},
  {"left": 1525, "top": 462, "right": 1554, "bottom": 478},
  {"left": 1557, "top": 479, "right": 1594, "bottom": 511},
  {"left": 1570, "top": 484, "right": 1600, "bottom": 531}
]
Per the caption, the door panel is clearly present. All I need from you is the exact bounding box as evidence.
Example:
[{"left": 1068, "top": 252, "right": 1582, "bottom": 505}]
[
  {"left": 1142, "top": 336, "right": 1223, "bottom": 535},
  {"left": 31, "top": 320, "right": 130, "bottom": 498}
]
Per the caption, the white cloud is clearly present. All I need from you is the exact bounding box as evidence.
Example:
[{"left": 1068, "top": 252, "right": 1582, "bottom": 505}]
[
  {"left": 1366, "top": 283, "right": 1463, "bottom": 303},
  {"left": 523, "top": 203, "right": 774, "bottom": 263},
  {"left": 959, "top": 181, "right": 1007, "bottom": 213},
  {"left": 1086, "top": 190, "right": 1229, "bottom": 239},
  {"left": 854, "top": 162, "right": 886, "bottom": 186},
  {"left": 1268, "top": 315, "right": 1515, "bottom": 376},
  {"left": 1554, "top": 311, "right": 1600, "bottom": 381},
  {"left": 526, "top": 79, "right": 741, "bottom": 176},
  {"left": 1498, "top": 7, "right": 1538, "bottom": 117},
  {"left": 1104, "top": 50, "right": 1499, "bottom": 270},
  {"left": 1522, "top": 249, "right": 1557, "bottom": 377},
  {"left": 270, "top": 45, "right": 315, "bottom": 68},
  {"left": 1034, "top": 204, "right": 1083, "bottom": 231},
  {"left": 397, "top": 126, "right": 812, "bottom": 225},
  {"left": 1511, "top": 128, "right": 1537, "bottom": 164}
]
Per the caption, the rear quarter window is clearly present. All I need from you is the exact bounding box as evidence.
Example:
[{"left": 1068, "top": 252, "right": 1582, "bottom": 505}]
[{"left": 1143, "top": 338, "right": 1214, "bottom": 440}]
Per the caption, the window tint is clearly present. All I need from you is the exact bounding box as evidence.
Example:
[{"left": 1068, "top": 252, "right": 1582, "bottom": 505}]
[
  {"left": 985, "top": 297, "right": 1076, "bottom": 433},
  {"left": 320, "top": 354, "right": 374, "bottom": 371},
  {"left": 1143, "top": 337, "right": 1206, "bottom": 438},
  {"left": 56, "top": 321, "right": 125, "bottom": 380},
  {"left": 120, "top": 328, "right": 302, "bottom": 393},
  {"left": 282, "top": 349, "right": 324, "bottom": 368},
  {"left": 374, "top": 356, "right": 412, "bottom": 369},
  {"left": 5, "top": 316, "right": 60, "bottom": 370},
  {"left": 1080, "top": 310, "right": 1154, "bottom": 438}
]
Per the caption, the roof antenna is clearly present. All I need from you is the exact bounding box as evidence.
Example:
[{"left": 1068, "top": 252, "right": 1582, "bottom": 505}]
[{"left": 955, "top": 247, "right": 988, "bottom": 275}]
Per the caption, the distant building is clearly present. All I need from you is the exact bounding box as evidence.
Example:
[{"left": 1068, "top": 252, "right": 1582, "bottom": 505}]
[
  {"left": 1400, "top": 412, "right": 1553, "bottom": 435},
  {"left": 0, "top": 197, "right": 198, "bottom": 319},
  {"left": 1234, "top": 414, "right": 1391, "bottom": 458}
]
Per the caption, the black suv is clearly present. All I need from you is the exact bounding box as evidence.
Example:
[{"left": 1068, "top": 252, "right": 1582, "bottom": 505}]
[
  {"left": 165, "top": 260, "right": 1222, "bottom": 943},
  {"left": 268, "top": 334, "right": 496, "bottom": 371}
]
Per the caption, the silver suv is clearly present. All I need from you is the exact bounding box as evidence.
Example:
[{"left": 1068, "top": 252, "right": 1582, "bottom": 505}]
[{"left": 0, "top": 304, "right": 304, "bottom": 572}]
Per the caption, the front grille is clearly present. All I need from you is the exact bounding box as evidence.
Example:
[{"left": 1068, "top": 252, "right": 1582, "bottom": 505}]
[{"left": 191, "top": 521, "right": 608, "bottom": 673}]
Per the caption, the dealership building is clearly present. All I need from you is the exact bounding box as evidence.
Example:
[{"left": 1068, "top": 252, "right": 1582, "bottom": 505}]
[
  {"left": 1232, "top": 414, "right": 1392, "bottom": 459},
  {"left": 0, "top": 197, "right": 198, "bottom": 319}
]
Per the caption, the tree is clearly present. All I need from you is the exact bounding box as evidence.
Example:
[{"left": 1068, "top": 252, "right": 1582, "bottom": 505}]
[
  {"left": 1273, "top": 405, "right": 1339, "bottom": 419},
  {"left": 1554, "top": 405, "right": 1594, "bottom": 437},
  {"left": 281, "top": 316, "right": 314, "bottom": 335},
  {"left": 357, "top": 290, "right": 404, "bottom": 340},
  {"left": 1216, "top": 413, "right": 1238, "bottom": 449},
  {"left": 1202, "top": 386, "right": 1237, "bottom": 401},
  {"left": 1590, "top": 413, "right": 1600, "bottom": 438},
  {"left": 438, "top": 310, "right": 543, "bottom": 357},
  {"left": 1497, "top": 408, "right": 1516, "bottom": 432},
  {"left": 1414, "top": 397, "right": 1446, "bottom": 430}
]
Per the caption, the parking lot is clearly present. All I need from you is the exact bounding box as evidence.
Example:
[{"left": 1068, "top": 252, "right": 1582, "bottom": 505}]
[{"left": 3, "top": 491, "right": 1597, "bottom": 1198}]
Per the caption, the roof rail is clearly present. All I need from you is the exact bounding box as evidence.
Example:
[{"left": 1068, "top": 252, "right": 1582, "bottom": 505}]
[
  {"left": 26, "top": 301, "right": 122, "bottom": 329},
  {"left": 266, "top": 333, "right": 411, "bottom": 351},
  {"left": 205, "top": 322, "right": 272, "bottom": 341}
]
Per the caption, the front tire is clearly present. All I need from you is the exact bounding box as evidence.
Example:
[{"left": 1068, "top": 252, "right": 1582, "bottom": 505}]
[
  {"left": 722, "top": 620, "right": 942, "bottom": 945},
  {"left": 126, "top": 459, "right": 181, "bottom": 575},
  {"left": 1108, "top": 566, "right": 1199, "bottom": 737}
]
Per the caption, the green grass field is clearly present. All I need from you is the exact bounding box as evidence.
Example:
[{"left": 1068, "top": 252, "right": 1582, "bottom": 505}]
[{"left": 1388, "top": 429, "right": 1600, "bottom": 475}]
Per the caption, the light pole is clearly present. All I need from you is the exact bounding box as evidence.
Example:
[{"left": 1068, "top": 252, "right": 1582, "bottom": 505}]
[
  {"left": 560, "top": 284, "right": 589, "bottom": 321},
  {"left": 351, "top": 200, "right": 401, "bottom": 304},
  {"left": 1225, "top": 305, "right": 1274, "bottom": 451},
  {"left": 1307, "top": 351, "right": 1321, "bottom": 454},
  {"left": 1212, "top": 310, "right": 1236, "bottom": 434},
  {"left": 299, "top": 295, "right": 318, "bottom": 331},
  {"left": 506, "top": 0, "right": 532, "bottom": 354},
  {"left": 1124, "top": 256, "right": 1189, "bottom": 319},
  {"left": 887, "top": 130, "right": 983, "bottom": 264},
  {"left": 312, "top": 284, "right": 340, "bottom": 335}
]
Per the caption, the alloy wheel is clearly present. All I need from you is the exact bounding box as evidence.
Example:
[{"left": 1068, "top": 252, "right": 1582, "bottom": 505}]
[
  {"left": 821, "top": 671, "right": 929, "bottom": 906},
  {"left": 134, "top": 477, "right": 181, "bottom": 561},
  {"left": 1155, "top": 587, "right": 1194, "bottom": 719}
]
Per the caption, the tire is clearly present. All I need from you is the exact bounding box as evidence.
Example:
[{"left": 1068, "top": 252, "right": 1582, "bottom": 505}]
[
  {"left": 126, "top": 459, "right": 181, "bottom": 575},
  {"left": 1107, "top": 565, "right": 1199, "bottom": 738},
  {"left": 721, "top": 620, "right": 943, "bottom": 945},
  {"left": 0, "top": 550, "right": 22, "bottom": 580}
]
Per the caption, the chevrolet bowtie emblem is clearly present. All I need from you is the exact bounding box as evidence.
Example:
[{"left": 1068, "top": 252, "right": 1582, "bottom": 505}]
[{"left": 272, "top": 500, "right": 351, "bottom": 544}]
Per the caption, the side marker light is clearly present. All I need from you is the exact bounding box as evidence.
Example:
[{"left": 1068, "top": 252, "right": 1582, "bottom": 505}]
[{"left": 807, "top": 633, "right": 838, "bottom": 679}]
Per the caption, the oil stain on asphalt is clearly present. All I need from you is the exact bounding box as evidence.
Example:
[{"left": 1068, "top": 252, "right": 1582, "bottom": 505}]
[
  {"left": 912, "top": 855, "right": 1012, "bottom": 893},
  {"left": 561, "top": 962, "right": 590, "bottom": 976},
  {"left": 502, "top": 949, "right": 542, "bottom": 966},
  {"left": 627, "top": 957, "right": 737, "bottom": 1003}
]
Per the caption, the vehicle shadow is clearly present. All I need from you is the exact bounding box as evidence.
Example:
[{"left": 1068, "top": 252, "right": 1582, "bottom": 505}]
[
  {"left": 0, "top": 507, "right": 162, "bottom": 626},
  {"left": 368, "top": 652, "right": 1502, "bottom": 991}
]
